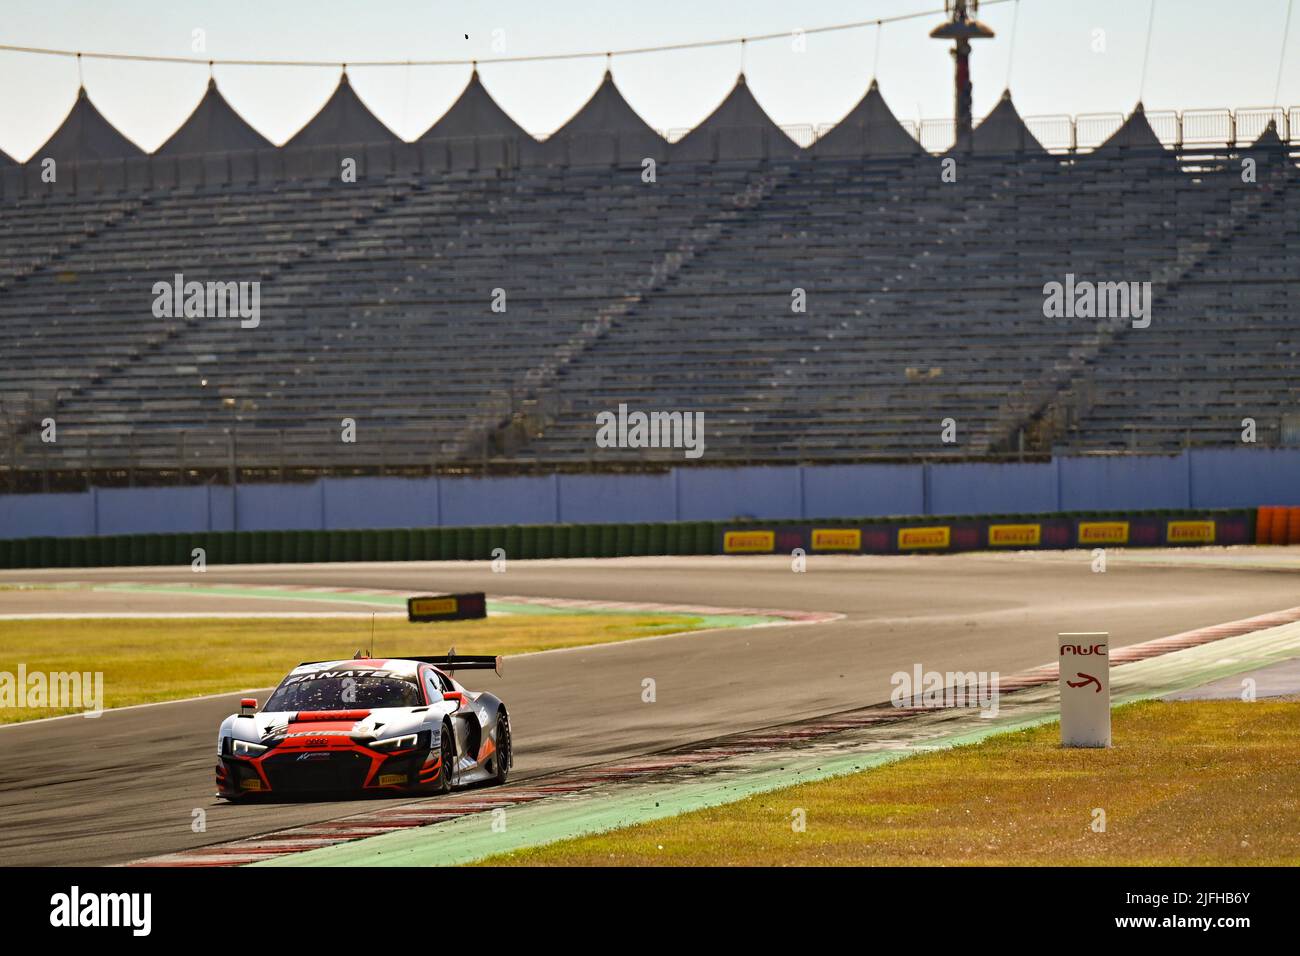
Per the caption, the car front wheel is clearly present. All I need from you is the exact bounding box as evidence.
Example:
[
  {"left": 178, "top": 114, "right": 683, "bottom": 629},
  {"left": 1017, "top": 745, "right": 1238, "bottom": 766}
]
[{"left": 492, "top": 712, "right": 512, "bottom": 786}]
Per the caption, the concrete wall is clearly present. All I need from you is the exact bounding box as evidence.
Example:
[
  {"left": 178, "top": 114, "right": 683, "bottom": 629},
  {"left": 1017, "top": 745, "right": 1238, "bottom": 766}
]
[{"left": 3, "top": 448, "right": 1297, "bottom": 539}]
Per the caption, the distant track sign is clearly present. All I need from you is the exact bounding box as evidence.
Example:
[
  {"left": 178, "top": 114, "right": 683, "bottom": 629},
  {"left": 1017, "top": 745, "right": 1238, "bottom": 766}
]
[
  {"left": 1058, "top": 632, "right": 1111, "bottom": 748},
  {"left": 407, "top": 592, "right": 487, "bottom": 622}
]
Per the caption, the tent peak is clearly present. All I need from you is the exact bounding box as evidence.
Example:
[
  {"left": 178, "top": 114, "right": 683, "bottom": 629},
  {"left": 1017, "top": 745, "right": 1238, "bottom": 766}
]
[
  {"left": 37, "top": 83, "right": 142, "bottom": 161},
  {"left": 969, "top": 92, "right": 1046, "bottom": 155},
  {"left": 417, "top": 65, "right": 527, "bottom": 143},
  {"left": 1090, "top": 101, "right": 1170, "bottom": 157},
  {"left": 1247, "top": 119, "right": 1286, "bottom": 151},
  {"left": 814, "top": 79, "right": 920, "bottom": 158}
]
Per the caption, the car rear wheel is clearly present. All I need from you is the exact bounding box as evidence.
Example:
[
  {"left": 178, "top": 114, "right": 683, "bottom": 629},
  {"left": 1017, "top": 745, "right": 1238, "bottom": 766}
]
[
  {"left": 435, "top": 723, "right": 455, "bottom": 794},
  {"left": 493, "top": 712, "right": 512, "bottom": 786}
]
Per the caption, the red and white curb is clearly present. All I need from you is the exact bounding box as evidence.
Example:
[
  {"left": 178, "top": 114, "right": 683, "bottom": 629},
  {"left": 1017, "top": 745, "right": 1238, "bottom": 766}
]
[{"left": 128, "top": 604, "right": 1300, "bottom": 867}]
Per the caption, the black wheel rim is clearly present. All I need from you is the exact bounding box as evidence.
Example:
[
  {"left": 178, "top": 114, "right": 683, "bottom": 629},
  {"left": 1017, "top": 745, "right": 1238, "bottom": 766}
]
[
  {"left": 498, "top": 715, "right": 511, "bottom": 776},
  {"left": 441, "top": 730, "right": 454, "bottom": 788}
]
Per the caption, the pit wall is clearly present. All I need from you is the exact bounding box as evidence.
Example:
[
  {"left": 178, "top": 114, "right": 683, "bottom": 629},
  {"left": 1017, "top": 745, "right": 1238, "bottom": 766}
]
[{"left": 0, "top": 507, "right": 1285, "bottom": 570}]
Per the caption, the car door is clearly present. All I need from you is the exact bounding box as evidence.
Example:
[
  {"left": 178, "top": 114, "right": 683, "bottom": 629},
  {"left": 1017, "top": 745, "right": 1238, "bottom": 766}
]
[{"left": 426, "top": 667, "right": 474, "bottom": 767}]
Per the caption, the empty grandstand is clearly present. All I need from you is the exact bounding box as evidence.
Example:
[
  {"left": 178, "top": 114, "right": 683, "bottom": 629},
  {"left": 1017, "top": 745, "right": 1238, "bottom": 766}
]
[{"left": 1, "top": 46, "right": 1298, "bottom": 491}]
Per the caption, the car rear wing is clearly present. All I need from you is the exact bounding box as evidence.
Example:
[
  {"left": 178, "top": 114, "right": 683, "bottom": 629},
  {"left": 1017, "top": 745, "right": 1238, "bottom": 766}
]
[
  {"left": 294, "top": 653, "right": 503, "bottom": 677},
  {"left": 409, "top": 654, "right": 503, "bottom": 677}
]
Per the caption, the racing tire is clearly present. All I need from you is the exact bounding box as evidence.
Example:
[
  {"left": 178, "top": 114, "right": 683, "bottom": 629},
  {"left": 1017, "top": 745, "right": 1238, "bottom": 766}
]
[
  {"left": 434, "top": 721, "right": 455, "bottom": 794},
  {"left": 492, "top": 711, "right": 512, "bottom": 786}
]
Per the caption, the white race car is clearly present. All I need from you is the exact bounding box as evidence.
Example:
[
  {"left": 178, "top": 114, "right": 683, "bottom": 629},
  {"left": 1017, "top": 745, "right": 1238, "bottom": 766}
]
[{"left": 215, "top": 653, "right": 511, "bottom": 799}]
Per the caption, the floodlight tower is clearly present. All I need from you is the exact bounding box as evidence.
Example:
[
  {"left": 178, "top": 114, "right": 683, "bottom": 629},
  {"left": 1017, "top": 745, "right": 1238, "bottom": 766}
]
[{"left": 930, "top": 0, "right": 995, "bottom": 149}]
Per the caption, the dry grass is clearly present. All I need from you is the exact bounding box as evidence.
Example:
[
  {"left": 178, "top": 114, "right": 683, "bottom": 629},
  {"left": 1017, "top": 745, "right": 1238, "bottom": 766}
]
[
  {"left": 0, "top": 613, "right": 707, "bottom": 722},
  {"left": 484, "top": 699, "right": 1300, "bottom": 866}
]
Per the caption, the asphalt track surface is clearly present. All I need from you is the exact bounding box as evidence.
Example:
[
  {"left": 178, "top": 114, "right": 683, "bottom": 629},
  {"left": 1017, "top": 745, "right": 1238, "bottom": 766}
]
[{"left": 2, "top": 550, "right": 1298, "bottom": 866}]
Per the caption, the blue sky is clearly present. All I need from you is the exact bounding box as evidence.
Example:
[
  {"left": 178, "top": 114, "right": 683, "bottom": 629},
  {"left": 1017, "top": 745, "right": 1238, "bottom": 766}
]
[{"left": 0, "top": 0, "right": 1296, "bottom": 159}]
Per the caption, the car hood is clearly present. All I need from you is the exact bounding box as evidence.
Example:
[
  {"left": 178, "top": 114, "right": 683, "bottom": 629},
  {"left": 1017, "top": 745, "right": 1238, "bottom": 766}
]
[{"left": 225, "top": 707, "right": 432, "bottom": 745}]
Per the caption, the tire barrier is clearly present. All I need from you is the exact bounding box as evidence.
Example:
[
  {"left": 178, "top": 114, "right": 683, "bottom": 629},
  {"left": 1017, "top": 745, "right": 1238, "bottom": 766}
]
[{"left": 1255, "top": 505, "right": 1300, "bottom": 545}]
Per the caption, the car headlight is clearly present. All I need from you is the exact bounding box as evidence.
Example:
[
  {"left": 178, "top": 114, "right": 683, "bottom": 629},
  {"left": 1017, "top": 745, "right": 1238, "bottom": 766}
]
[
  {"left": 369, "top": 733, "right": 420, "bottom": 752},
  {"left": 230, "top": 738, "right": 268, "bottom": 758}
]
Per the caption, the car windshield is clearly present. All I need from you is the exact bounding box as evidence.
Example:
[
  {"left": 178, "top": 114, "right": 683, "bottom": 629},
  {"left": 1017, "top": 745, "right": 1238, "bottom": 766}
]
[{"left": 265, "top": 671, "right": 424, "bottom": 711}]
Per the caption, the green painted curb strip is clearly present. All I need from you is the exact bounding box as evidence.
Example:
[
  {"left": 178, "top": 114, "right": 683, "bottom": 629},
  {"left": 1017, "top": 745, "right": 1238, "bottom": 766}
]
[
  {"left": 91, "top": 583, "right": 786, "bottom": 629},
  {"left": 254, "top": 715, "right": 1053, "bottom": 869}
]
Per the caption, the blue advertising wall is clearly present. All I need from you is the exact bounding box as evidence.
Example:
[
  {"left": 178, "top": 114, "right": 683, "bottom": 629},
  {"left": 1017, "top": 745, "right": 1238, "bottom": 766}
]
[{"left": 4, "top": 448, "right": 1300, "bottom": 539}]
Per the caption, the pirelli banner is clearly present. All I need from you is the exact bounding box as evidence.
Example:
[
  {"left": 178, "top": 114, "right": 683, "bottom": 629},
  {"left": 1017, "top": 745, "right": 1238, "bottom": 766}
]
[
  {"left": 407, "top": 592, "right": 488, "bottom": 622},
  {"left": 717, "top": 511, "right": 1251, "bottom": 556}
]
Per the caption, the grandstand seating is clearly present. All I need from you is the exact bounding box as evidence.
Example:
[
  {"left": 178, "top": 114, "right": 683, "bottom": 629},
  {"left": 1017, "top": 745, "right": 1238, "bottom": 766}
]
[{"left": 1, "top": 85, "right": 1297, "bottom": 482}]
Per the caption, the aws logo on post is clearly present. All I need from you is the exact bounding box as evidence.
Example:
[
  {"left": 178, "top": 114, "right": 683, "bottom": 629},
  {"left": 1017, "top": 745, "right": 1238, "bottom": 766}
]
[{"left": 1060, "top": 642, "right": 1108, "bottom": 656}]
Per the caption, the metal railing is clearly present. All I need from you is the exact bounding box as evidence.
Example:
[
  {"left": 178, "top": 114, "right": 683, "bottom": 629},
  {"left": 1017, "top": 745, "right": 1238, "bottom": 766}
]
[{"left": 688, "top": 106, "right": 1297, "bottom": 156}]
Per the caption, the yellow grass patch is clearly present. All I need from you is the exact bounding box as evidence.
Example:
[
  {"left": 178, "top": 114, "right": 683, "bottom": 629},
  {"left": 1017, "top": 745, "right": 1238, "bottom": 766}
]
[
  {"left": 483, "top": 699, "right": 1300, "bottom": 866},
  {"left": 0, "top": 613, "right": 707, "bottom": 723}
]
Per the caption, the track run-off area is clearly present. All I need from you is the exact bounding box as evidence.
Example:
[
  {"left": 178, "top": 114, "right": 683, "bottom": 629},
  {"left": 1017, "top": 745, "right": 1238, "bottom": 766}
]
[{"left": 1, "top": 547, "right": 1298, "bottom": 866}]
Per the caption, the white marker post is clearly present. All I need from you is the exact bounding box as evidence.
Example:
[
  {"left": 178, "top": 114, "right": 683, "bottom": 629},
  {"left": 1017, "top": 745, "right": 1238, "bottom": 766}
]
[{"left": 1057, "top": 632, "right": 1110, "bottom": 748}]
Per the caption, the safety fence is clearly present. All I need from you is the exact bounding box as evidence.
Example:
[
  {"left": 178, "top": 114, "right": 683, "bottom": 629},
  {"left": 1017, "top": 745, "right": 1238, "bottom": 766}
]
[{"left": 0, "top": 506, "right": 1288, "bottom": 569}]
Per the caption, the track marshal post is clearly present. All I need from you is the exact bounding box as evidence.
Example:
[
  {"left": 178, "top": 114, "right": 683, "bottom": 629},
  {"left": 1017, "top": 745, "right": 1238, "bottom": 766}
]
[{"left": 1057, "top": 632, "right": 1111, "bottom": 748}]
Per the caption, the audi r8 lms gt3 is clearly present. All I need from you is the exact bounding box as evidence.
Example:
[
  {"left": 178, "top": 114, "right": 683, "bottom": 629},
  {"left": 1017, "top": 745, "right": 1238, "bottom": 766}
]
[{"left": 215, "top": 654, "right": 512, "bottom": 799}]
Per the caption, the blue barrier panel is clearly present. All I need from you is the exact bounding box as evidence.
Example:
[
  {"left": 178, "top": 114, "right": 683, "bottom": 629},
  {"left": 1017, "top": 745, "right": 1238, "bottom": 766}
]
[
  {"left": 236, "top": 483, "right": 324, "bottom": 531},
  {"left": 0, "top": 491, "right": 94, "bottom": 538},
  {"left": 97, "top": 486, "right": 210, "bottom": 535},
  {"left": 558, "top": 472, "right": 676, "bottom": 523},
  {"left": 208, "top": 486, "right": 236, "bottom": 532},
  {"left": 1189, "top": 448, "right": 1300, "bottom": 507},
  {"left": 1059, "top": 454, "right": 1189, "bottom": 511},
  {"left": 3, "top": 448, "right": 1299, "bottom": 540},
  {"left": 928, "top": 461, "right": 1059, "bottom": 515},
  {"left": 439, "top": 474, "right": 557, "bottom": 527},
  {"left": 323, "top": 477, "right": 438, "bottom": 530},
  {"left": 678, "top": 466, "right": 802, "bottom": 520},
  {"left": 802, "top": 464, "right": 923, "bottom": 517}
]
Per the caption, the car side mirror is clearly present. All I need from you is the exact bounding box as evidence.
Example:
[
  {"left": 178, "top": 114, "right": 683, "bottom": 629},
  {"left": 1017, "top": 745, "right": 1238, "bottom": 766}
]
[
  {"left": 239, "top": 698, "right": 257, "bottom": 717},
  {"left": 442, "top": 692, "right": 465, "bottom": 706}
]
